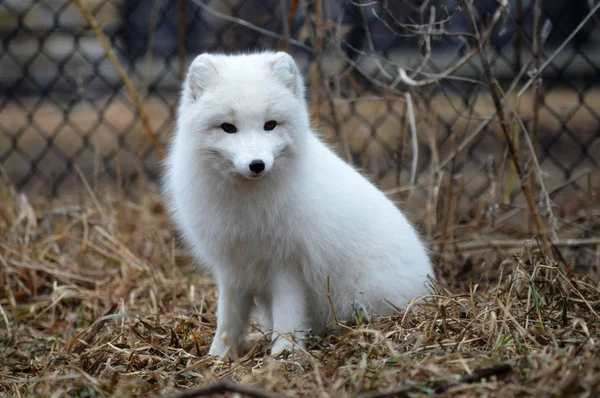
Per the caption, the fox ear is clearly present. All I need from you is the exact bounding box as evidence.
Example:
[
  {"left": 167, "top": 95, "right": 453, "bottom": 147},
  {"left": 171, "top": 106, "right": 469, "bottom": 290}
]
[
  {"left": 187, "top": 53, "right": 219, "bottom": 100},
  {"left": 270, "top": 52, "right": 304, "bottom": 98}
]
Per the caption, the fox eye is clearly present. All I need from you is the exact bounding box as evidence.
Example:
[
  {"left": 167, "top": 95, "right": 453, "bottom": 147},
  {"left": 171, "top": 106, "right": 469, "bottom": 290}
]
[
  {"left": 220, "top": 123, "right": 237, "bottom": 134},
  {"left": 264, "top": 120, "right": 277, "bottom": 131}
]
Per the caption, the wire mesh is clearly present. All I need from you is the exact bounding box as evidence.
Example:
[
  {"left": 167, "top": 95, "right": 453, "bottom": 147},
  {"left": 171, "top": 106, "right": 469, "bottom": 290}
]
[{"left": 1, "top": 0, "right": 599, "bottom": 214}]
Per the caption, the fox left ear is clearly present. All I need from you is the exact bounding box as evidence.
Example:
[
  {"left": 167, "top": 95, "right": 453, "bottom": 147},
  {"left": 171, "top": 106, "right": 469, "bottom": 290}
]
[
  {"left": 186, "top": 53, "right": 219, "bottom": 101},
  {"left": 270, "top": 52, "right": 305, "bottom": 99}
]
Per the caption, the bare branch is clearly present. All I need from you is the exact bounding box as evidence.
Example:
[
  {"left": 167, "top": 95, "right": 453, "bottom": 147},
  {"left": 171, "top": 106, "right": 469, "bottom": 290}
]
[
  {"left": 161, "top": 379, "right": 284, "bottom": 398},
  {"left": 73, "top": 0, "right": 165, "bottom": 160},
  {"left": 404, "top": 92, "right": 418, "bottom": 188},
  {"left": 518, "top": 0, "right": 600, "bottom": 96},
  {"left": 393, "top": 3, "right": 504, "bottom": 88},
  {"left": 462, "top": 0, "right": 551, "bottom": 254},
  {"left": 189, "top": 0, "right": 313, "bottom": 52},
  {"left": 358, "top": 363, "right": 513, "bottom": 398}
]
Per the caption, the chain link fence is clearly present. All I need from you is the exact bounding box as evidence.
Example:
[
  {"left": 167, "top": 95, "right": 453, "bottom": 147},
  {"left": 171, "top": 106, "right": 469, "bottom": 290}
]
[{"left": 1, "top": 0, "right": 599, "bottom": 230}]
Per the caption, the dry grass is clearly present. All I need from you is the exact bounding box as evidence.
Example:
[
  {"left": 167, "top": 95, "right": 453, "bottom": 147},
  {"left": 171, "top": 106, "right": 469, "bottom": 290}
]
[{"left": 0, "top": 175, "right": 599, "bottom": 398}]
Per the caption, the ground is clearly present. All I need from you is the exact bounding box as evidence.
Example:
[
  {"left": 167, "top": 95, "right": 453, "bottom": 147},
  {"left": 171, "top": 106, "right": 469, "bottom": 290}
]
[{"left": 0, "top": 178, "right": 599, "bottom": 397}]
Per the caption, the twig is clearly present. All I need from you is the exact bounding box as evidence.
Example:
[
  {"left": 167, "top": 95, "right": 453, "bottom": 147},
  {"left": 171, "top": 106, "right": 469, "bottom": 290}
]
[
  {"left": 160, "top": 379, "right": 284, "bottom": 398},
  {"left": 434, "top": 363, "right": 513, "bottom": 393},
  {"left": 189, "top": 0, "right": 312, "bottom": 52},
  {"left": 395, "top": 48, "right": 477, "bottom": 88},
  {"left": 326, "top": 275, "right": 340, "bottom": 326},
  {"left": 395, "top": 109, "right": 407, "bottom": 190},
  {"left": 530, "top": 0, "right": 543, "bottom": 150},
  {"left": 404, "top": 92, "right": 418, "bottom": 188},
  {"left": 518, "top": 0, "right": 600, "bottom": 96},
  {"left": 318, "top": 0, "right": 349, "bottom": 162},
  {"left": 513, "top": 0, "right": 525, "bottom": 73},
  {"left": 323, "top": 69, "right": 351, "bottom": 162},
  {"left": 279, "top": 0, "right": 291, "bottom": 51},
  {"left": 529, "top": 0, "right": 543, "bottom": 233},
  {"left": 0, "top": 304, "right": 10, "bottom": 338},
  {"left": 312, "top": 0, "right": 324, "bottom": 125},
  {"left": 359, "top": 3, "right": 392, "bottom": 80},
  {"left": 462, "top": 0, "right": 550, "bottom": 254},
  {"left": 371, "top": 1, "right": 470, "bottom": 40},
  {"left": 287, "top": 0, "right": 300, "bottom": 49},
  {"left": 74, "top": 164, "right": 107, "bottom": 221},
  {"left": 357, "top": 363, "right": 513, "bottom": 398},
  {"left": 141, "top": 0, "right": 161, "bottom": 100},
  {"left": 451, "top": 237, "right": 600, "bottom": 252},
  {"left": 178, "top": 0, "right": 187, "bottom": 83},
  {"left": 426, "top": 58, "right": 529, "bottom": 179},
  {"left": 385, "top": 7, "right": 533, "bottom": 197},
  {"left": 394, "top": 2, "right": 503, "bottom": 88},
  {"left": 70, "top": 303, "right": 118, "bottom": 354},
  {"left": 504, "top": 99, "right": 559, "bottom": 241},
  {"left": 409, "top": 5, "right": 435, "bottom": 79},
  {"left": 73, "top": 0, "right": 165, "bottom": 160}
]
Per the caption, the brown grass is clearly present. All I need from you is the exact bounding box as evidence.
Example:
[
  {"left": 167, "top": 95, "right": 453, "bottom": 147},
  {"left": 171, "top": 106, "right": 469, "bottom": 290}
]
[{"left": 0, "top": 173, "right": 599, "bottom": 397}]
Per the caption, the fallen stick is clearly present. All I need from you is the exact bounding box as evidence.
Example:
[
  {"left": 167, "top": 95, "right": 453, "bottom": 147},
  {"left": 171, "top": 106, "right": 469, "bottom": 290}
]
[
  {"left": 452, "top": 237, "right": 600, "bottom": 252},
  {"left": 160, "top": 379, "right": 285, "bottom": 398},
  {"left": 358, "top": 363, "right": 513, "bottom": 398}
]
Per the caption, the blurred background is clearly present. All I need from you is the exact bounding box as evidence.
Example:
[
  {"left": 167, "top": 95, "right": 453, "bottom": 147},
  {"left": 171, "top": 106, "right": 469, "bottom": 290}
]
[{"left": 1, "top": 0, "right": 599, "bottom": 277}]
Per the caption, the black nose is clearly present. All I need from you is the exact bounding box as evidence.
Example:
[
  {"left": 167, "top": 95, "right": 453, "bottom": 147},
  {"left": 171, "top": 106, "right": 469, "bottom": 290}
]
[{"left": 249, "top": 159, "right": 265, "bottom": 173}]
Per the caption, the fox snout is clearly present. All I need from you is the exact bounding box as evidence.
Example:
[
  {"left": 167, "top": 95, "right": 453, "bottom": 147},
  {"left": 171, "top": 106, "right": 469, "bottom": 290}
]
[{"left": 233, "top": 154, "right": 274, "bottom": 180}]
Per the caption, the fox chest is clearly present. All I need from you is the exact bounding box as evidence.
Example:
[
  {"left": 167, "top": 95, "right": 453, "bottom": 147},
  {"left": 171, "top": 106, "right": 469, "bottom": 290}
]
[{"left": 192, "top": 203, "right": 304, "bottom": 269}]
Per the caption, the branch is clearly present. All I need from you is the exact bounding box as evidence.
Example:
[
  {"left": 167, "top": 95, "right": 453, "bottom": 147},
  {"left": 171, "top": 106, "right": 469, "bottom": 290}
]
[
  {"left": 357, "top": 363, "right": 513, "bottom": 398},
  {"left": 69, "top": 303, "right": 118, "bottom": 354},
  {"left": 451, "top": 237, "right": 600, "bottom": 252},
  {"left": 161, "top": 379, "right": 284, "bottom": 398},
  {"left": 518, "top": 0, "right": 600, "bottom": 96},
  {"left": 178, "top": 0, "right": 187, "bottom": 83},
  {"left": 404, "top": 92, "right": 418, "bottom": 188},
  {"left": 462, "top": 0, "right": 551, "bottom": 254},
  {"left": 189, "top": 0, "right": 312, "bottom": 52},
  {"left": 385, "top": 60, "right": 532, "bottom": 197},
  {"left": 394, "top": 3, "right": 503, "bottom": 88},
  {"left": 73, "top": 0, "right": 165, "bottom": 160}
]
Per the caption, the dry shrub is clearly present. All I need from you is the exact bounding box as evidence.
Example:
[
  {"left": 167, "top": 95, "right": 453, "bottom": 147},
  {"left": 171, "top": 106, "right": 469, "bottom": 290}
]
[{"left": 0, "top": 179, "right": 599, "bottom": 397}]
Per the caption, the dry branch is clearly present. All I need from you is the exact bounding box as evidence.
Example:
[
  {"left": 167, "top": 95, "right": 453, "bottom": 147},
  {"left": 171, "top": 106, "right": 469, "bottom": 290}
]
[
  {"left": 161, "top": 379, "right": 284, "bottom": 398},
  {"left": 357, "top": 363, "right": 513, "bottom": 398},
  {"left": 178, "top": 0, "right": 187, "bottom": 83},
  {"left": 190, "top": 0, "right": 312, "bottom": 52},
  {"left": 73, "top": 0, "right": 165, "bottom": 160},
  {"left": 462, "top": 0, "right": 550, "bottom": 254},
  {"left": 452, "top": 237, "right": 600, "bottom": 252},
  {"left": 404, "top": 92, "right": 418, "bottom": 188},
  {"left": 518, "top": 1, "right": 600, "bottom": 96},
  {"left": 394, "top": 4, "right": 503, "bottom": 89},
  {"left": 69, "top": 303, "right": 118, "bottom": 354}
]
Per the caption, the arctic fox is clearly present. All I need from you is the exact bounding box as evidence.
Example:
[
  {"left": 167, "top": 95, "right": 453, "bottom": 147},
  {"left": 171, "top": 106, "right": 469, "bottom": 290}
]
[{"left": 163, "top": 51, "right": 434, "bottom": 359}]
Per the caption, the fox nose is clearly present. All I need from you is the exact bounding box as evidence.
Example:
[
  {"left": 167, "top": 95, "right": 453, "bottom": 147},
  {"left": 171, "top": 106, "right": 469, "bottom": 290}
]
[{"left": 249, "top": 159, "right": 265, "bottom": 174}]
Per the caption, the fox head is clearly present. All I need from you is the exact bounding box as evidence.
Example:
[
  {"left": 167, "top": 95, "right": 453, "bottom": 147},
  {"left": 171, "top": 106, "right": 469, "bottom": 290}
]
[{"left": 175, "top": 51, "right": 310, "bottom": 181}]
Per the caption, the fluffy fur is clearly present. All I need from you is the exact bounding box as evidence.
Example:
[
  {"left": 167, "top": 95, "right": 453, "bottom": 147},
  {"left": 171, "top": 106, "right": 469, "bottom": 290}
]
[{"left": 162, "top": 51, "right": 434, "bottom": 358}]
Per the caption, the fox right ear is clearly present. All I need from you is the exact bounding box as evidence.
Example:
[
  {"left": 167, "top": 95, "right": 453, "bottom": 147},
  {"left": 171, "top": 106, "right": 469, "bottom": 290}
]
[
  {"left": 270, "top": 52, "right": 304, "bottom": 98},
  {"left": 187, "top": 54, "right": 219, "bottom": 100}
]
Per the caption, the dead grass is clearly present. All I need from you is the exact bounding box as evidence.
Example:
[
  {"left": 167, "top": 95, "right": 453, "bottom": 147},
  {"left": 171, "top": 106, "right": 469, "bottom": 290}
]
[{"left": 0, "top": 177, "right": 599, "bottom": 398}]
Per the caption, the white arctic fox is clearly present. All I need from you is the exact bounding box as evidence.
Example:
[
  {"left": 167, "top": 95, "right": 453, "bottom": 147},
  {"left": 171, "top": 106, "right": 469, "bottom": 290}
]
[{"left": 163, "top": 51, "right": 434, "bottom": 359}]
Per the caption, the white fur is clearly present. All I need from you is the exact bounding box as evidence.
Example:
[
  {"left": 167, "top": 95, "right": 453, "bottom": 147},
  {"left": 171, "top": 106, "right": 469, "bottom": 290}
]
[{"left": 162, "top": 51, "right": 434, "bottom": 359}]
